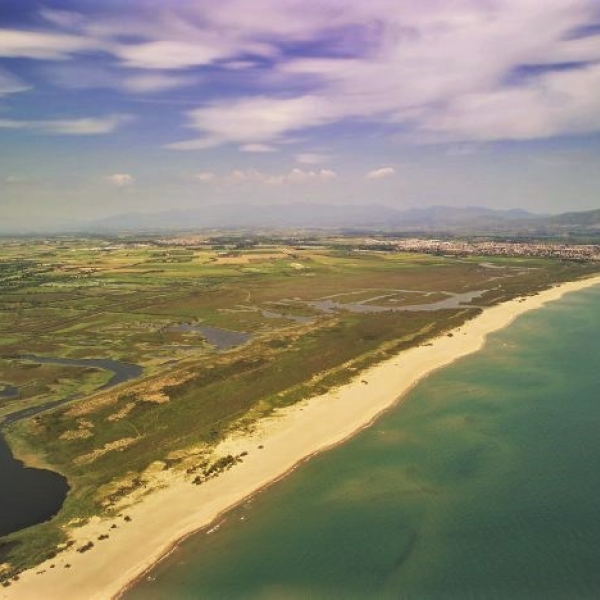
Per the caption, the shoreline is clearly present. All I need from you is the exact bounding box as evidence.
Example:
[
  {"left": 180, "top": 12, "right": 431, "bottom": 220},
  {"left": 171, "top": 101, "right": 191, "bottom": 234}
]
[{"left": 5, "top": 275, "right": 600, "bottom": 600}]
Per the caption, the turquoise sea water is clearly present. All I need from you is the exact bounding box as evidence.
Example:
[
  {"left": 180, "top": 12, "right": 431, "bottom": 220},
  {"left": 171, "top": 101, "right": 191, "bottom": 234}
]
[{"left": 128, "top": 286, "right": 600, "bottom": 600}]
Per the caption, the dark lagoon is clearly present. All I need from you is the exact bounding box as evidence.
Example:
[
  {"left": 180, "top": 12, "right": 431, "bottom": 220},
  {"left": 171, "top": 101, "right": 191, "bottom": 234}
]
[
  {"left": 0, "top": 435, "right": 69, "bottom": 537},
  {"left": 0, "top": 385, "right": 19, "bottom": 400},
  {"left": 167, "top": 324, "right": 252, "bottom": 351},
  {"left": 128, "top": 284, "right": 600, "bottom": 599},
  {"left": 0, "top": 356, "right": 142, "bottom": 537}
]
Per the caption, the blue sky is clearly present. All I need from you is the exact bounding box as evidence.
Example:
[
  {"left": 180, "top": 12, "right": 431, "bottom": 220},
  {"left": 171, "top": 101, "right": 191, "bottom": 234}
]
[{"left": 1, "top": 0, "right": 600, "bottom": 231}]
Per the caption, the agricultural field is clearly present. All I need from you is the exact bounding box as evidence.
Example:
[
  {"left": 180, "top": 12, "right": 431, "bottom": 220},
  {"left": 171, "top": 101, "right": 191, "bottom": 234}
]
[{"left": 1, "top": 234, "right": 598, "bottom": 573}]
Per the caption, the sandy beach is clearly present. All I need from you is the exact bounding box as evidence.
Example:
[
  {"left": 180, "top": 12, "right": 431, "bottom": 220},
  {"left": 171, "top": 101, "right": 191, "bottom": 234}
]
[{"left": 4, "top": 275, "right": 600, "bottom": 600}]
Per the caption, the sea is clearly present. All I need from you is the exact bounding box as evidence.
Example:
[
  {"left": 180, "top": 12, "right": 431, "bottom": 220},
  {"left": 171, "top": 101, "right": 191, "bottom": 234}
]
[{"left": 127, "top": 284, "right": 600, "bottom": 600}]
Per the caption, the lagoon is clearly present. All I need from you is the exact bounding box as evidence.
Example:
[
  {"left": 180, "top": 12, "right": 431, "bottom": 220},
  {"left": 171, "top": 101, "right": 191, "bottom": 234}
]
[
  {"left": 0, "top": 435, "right": 69, "bottom": 538},
  {"left": 0, "top": 356, "right": 142, "bottom": 537}
]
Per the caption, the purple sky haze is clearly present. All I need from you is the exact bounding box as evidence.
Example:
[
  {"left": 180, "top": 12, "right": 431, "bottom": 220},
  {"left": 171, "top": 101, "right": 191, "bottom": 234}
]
[{"left": 1, "top": 1, "right": 600, "bottom": 231}]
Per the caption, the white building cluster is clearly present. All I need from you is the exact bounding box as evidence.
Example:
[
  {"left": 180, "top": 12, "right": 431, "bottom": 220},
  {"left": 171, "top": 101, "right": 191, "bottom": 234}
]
[{"left": 395, "top": 239, "right": 600, "bottom": 261}]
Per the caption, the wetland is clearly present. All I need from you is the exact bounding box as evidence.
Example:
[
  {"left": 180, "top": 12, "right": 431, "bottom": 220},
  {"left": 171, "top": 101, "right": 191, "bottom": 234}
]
[{"left": 0, "top": 233, "right": 598, "bottom": 581}]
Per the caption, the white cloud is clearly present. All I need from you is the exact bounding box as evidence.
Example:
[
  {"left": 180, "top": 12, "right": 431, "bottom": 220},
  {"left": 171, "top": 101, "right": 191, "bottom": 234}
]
[
  {"left": 78, "top": 9, "right": 278, "bottom": 69},
  {"left": 239, "top": 143, "right": 277, "bottom": 153},
  {"left": 230, "top": 168, "right": 261, "bottom": 182},
  {"left": 122, "top": 73, "right": 197, "bottom": 93},
  {"left": 0, "top": 114, "right": 128, "bottom": 135},
  {"left": 193, "top": 172, "right": 217, "bottom": 182},
  {"left": 42, "top": 64, "right": 196, "bottom": 94},
  {"left": 366, "top": 167, "right": 395, "bottom": 179},
  {"left": 39, "top": 9, "right": 85, "bottom": 30},
  {"left": 168, "top": 95, "right": 335, "bottom": 150},
  {"left": 165, "top": 0, "right": 600, "bottom": 146},
  {"left": 1, "top": 11, "right": 271, "bottom": 71},
  {"left": 0, "top": 29, "right": 96, "bottom": 60},
  {"left": 42, "top": 115, "right": 129, "bottom": 135},
  {"left": 296, "top": 153, "right": 331, "bottom": 164},
  {"left": 3, "top": 1, "right": 600, "bottom": 147},
  {"left": 106, "top": 173, "right": 135, "bottom": 186},
  {"left": 229, "top": 167, "right": 337, "bottom": 185},
  {"left": 165, "top": 136, "right": 222, "bottom": 151},
  {"left": 419, "top": 63, "right": 600, "bottom": 141},
  {"left": 114, "top": 40, "right": 225, "bottom": 70},
  {"left": 284, "top": 168, "right": 337, "bottom": 183},
  {"left": 314, "top": 169, "right": 337, "bottom": 181},
  {"left": 0, "top": 120, "right": 22, "bottom": 130}
]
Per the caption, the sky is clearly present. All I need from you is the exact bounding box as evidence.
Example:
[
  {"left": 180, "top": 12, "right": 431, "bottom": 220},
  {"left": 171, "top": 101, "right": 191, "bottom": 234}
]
[{"left": 1, "top": 0, "right": 600, "bottom": 231}]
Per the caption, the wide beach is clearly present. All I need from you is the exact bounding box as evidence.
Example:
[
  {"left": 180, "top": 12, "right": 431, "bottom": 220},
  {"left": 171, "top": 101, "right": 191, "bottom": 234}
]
[{"left": 5, "top": 274, "right": 600, "bottom": 600}]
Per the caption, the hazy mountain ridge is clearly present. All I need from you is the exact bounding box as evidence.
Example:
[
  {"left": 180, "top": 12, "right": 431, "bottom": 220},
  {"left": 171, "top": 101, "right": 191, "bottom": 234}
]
[
  {"left": 545, "top": 208, "right": 600, "bottom": 228},
  {"left": 7, "top": 204, "right": 599, "bottom": 236},
  {"left": 87, "top": 204, "right": 546, "bottom": 232}
]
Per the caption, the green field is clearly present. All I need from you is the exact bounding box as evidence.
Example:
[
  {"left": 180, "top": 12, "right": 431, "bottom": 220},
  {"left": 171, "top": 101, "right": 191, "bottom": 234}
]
[{"left": 1, "top": 234, "right": 598, "bottom": 578}]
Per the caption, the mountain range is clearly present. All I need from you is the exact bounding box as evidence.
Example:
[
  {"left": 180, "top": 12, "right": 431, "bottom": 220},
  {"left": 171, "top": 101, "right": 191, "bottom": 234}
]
[{"left": 82, "top": 204, "right": 600, "bottom": 237}]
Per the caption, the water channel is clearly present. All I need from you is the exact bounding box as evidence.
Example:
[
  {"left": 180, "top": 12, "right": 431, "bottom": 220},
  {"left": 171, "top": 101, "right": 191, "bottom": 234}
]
[
  {"left": 0, "top": 356, "right": 142, "bottom": 537},
  {"left": 0, "top": 296, "right": 484, "bottom": 538}
]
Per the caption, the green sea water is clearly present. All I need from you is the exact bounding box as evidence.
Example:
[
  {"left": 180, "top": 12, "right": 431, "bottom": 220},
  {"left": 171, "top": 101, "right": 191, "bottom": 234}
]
[{"left": 128, "top": 285, "right": 600, "bottom": 600}]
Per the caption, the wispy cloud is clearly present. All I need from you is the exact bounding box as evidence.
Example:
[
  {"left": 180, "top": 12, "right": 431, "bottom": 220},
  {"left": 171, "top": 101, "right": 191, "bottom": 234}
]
[
  {"left": 166, "top": 137, "right": 222, "bottom": 151},
  {"left": 113, "top": 40, "right": 226, "bottom": 70},
  {"left": 3, "top": 1, "right": 599, "bottom": 145},
  {"left": 366, "top": 167, "right": 395, "bottom": 179},
  {"left": 1, "top": 1, "right": 598, "bottom": 228},
  {"left": 39, "top": 8, "right": 86, "bottom": 30},
  {"left": 228, "top": 167, "right": 337, "bottom": 185},
  {"left": 122, "top": 73, "right": 197, "bottom": 93},
  {"left": 418, "top": 63, "right": 600, "bottom": 141},
  {"left": 0, "top": 68, "right": 29, "bottom": 96},
  {"left": 0, "top": 115, "right": 129, "bottom": 135},
  {"left": 192, "top": 172, "right": 217, "bottom": 182},
  {"left": 159, "top": 0, "right": 600, "bottom": 146},
  {"left": 296, "top": 153, "right": 331, "bottom": 164},
  {"left": 106, "top": 173, "right": 135, "bottom": 186},
  {"left": 42, "top": 63, "right": 196, "bottom": 95},
  {"left": 42, "top": 115, "right": 130, "bottom": 135},
  {"left": 168, "top": 95, "right": 335, "bottom": 150},
  {"left": 239, "top": 143, "right": 277, "bottom": 153},
  {"left": 0, "top": 29, "right": 97, "bottom": 60}
]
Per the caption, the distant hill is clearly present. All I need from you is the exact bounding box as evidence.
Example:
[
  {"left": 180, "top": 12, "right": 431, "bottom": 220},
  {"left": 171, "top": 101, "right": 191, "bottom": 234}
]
[
  {"left": 544, "top": 208, "right": 600, "bottom": 228},
  {"left": 85, "top": 203, "right": 543, "bottom": 233},
  {"left": 388, "top": 206, "right": 536, "bottom": 229}
]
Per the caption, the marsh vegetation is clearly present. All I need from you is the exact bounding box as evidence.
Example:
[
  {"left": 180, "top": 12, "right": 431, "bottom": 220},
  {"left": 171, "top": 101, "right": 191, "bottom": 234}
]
[{"left": 0, "top": 233, "right": 597, "bottom": 578}]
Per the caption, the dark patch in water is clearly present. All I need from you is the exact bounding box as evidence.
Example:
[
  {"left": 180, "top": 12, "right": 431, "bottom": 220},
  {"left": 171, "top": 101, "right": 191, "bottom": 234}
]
[
  {"left": 0, "top": 385, "right": 19, "bottom": 401},
  {"left": 307, "top": 290, "right": 486, "bottom": 314},
  {"left": 167, "top": 325, "right": 251, "bottom": 351},
  {"left": 0, "top": 355, "right": 143, "bottom": 537},
  {"left": 19, "top": 355, "right": 142, "bottom": 391},
  {"left": 2, "top": 356, "right": 143, "bottom": 425},
  {"left": 0, "top": 435, "right": 69, "bottom": 537},
  {"left": 388, "top": 530, "right": 418, "bottom": 573}
]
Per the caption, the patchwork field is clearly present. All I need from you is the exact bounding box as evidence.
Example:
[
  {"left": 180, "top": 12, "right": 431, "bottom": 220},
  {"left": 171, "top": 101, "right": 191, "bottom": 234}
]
[{"left": 1, "top": 234, "right": 598, "bottom": 577}]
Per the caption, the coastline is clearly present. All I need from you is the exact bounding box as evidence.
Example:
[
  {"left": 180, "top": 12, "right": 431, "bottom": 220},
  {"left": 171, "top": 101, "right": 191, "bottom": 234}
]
[{"left": 5, "top": 275, "right": 600, "bottom": 600}]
